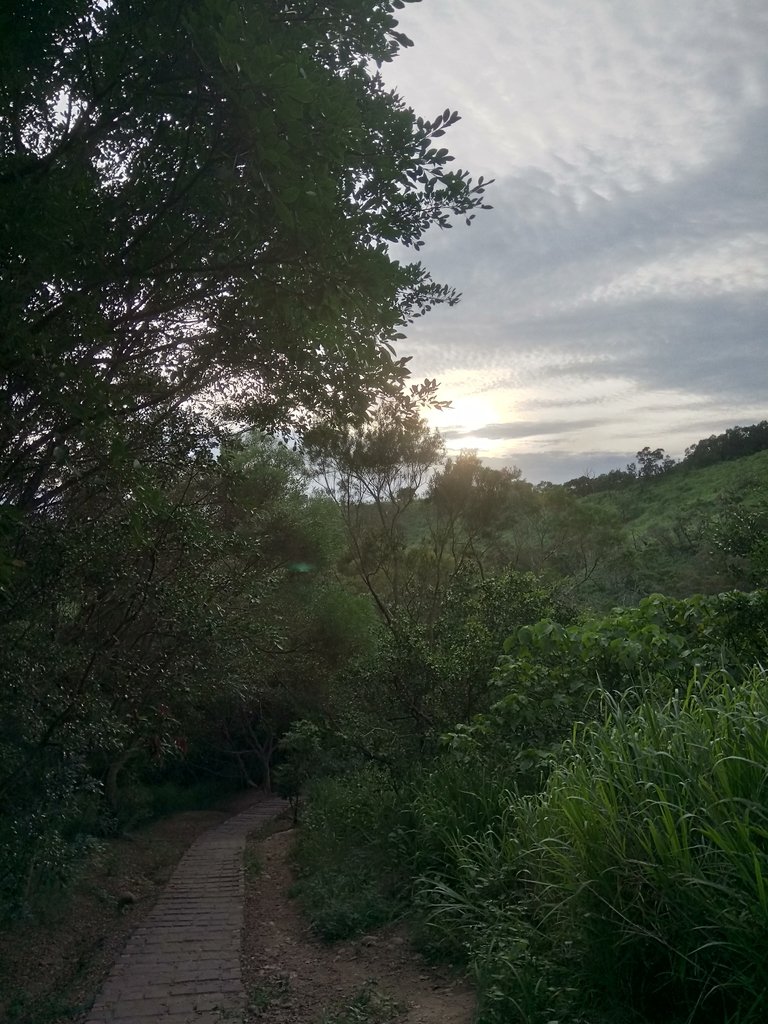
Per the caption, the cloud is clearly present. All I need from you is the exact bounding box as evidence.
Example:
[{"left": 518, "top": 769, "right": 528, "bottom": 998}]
[
  {"left": 384, "top": 1, "right": 768, "bottom": 480},
  {"left": 444, "top": 418, "right": 604, "bottom": 442},
  {"left": 403, "top": 104, "right": 767, "bottom": 401},
  {"left": 391, "top": 0, "right": 768, "bottom": 185},
  {"left": 509, "top": 292, "right": 767, "bottom": 398},
  {"left": 482, "top": 451, "right": 639, "bottom": 484}
]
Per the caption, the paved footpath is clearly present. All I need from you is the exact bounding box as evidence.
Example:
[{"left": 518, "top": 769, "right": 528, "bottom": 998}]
[{"left": 86, "top": 796, "right": 287, "bottom": 1024}]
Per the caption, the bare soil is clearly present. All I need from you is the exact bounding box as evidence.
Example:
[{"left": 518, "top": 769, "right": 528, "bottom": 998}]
[{"left": 241, "top": 827, "right": 476, "bottom": 1024}]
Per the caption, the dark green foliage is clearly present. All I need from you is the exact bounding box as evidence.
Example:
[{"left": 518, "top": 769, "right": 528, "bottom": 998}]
[
  {"left": 439, "top": 589, "right": 768, "bottom": 799},
  {"left": 633, "top": 445, "right": 677, "bottom": 478},
  {"left": 502, "top": 588, "right": 768, "bottom": 692},
  {"left": 0, "top": 435, "right": 363, "bottom": 917},
  {"left": 307, "top": 401, "right": 446, "bottom": 627},
  {"left": 583, "top": 449, "right": 768, "bottom": 600},
  {"left": 683, "top": 421, "right": 768, "bottom": 468},
  {"left": 424, "top": 451, "right": 523, "bottom": 578},
  {"left": 113, "top": 778, "right": 236, "bottom": 830},
  {"left": 328, "top": 569, "right": 563, "bottom": 769},
  {"left": 712, "top": 496, "right": 768, "bottom": 586},
  {"left": 0, "top": 0, "right": 489, "bottom": 915},
  {"left": 292, "top": 769, "right": 403, "bottom": 940},
  {"left": 565, "top": 422, "right": 768, "bottom": 497},
  {"left": 296, "top": 588, "right": 768, "bottom": 1022},
  {"left": 527, "top": 672, "right": 768, "bottom": 1021},
  {"left": 401, "top": 669, "right": 768, "bottom": 1023},
  {"left": 1, "top": 0, "right": 490, "bottom": 512},
  {"left": 274, "top": 720, "right": 326, "bottom": 823},
  {"left": 0, "top": 758, "right": 103, "bottom": 921}
]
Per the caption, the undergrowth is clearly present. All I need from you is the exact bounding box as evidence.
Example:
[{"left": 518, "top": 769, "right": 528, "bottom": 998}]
[
  {"left": 297, "top": 665, "right": 768, "bottom": 1023},
  {"left": 116, "top": 777, "right": 238, "bottom": 830},
  {"left": 317, "top": 981, "right": 402, "bottom": 1024},
  {"left": 292, "top": 767, "right": 404, "bottom": 940}
]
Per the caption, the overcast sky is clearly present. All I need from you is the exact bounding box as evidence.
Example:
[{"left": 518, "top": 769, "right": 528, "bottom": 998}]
[{"left": 384, "top": 0, "right": 767, "bottom": 483}]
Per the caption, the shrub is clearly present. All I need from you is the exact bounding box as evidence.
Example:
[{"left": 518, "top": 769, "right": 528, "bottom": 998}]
[
  {"left": 413, "top": 668, "right": 768, "bottom": 1022},
  {"left": 292, "top": 767, "right": 403, "bottom": 940},
  {"left": 0, "top": 759, "right": 103, "bottom": 921}
]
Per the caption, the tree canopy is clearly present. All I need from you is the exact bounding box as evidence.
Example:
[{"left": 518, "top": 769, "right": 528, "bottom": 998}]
[{"left": 0, "top": 0, "right": 490, "bottom": 511}]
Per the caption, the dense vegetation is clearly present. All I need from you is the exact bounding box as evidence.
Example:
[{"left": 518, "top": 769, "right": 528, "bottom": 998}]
[
  {"left": 281, "top": 423, "right": 768, "bottom": 1024},
  {"left": 2, "top": 6, "right": 767, "bottom": 1024},
  {"left": 0, "top": 0, "right": 487, "bottom": 919},
  {"left": 292, "top": 590, "right": 768, "bottom": 1024}
]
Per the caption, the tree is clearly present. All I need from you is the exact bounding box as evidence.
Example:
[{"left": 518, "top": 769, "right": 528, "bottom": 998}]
[
  {"left": 326, "top": 567, "right": 563, "bottom": 766},
  {"left": 501, "top": 484, "right": 628, "bottom": 598},
  {"left": 635, "top": 447, "right": 676, "bottom": 478},
  {"left": 0, "top": 431, "right": 369, "bottom": 913},
  {"left": 0, "top": 1, "right": 493, "bottom": 915},
  {"left": 306, "top": 400, "right": 444, "bottom": 625},
  {"left": 683, "top": 422, "right": 768, "bottom": 468},
  {"left": 711, "top": 498, "right": 768, "bottom": 586},
  {"left": 417, "top": 450, "right": 522, "bottom": 623},
  {"left": 0, "top": 0, "right": 490, "bottom": 513}
]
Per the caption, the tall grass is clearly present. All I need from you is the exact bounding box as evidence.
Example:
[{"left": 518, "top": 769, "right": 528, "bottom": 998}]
[
  {"left": 412, "top": 668, "right": 768, "bottom": 1022},
  {"left": 294, "top": 659, "right": 768, "bottom": 1021},
  {"left": 530, "top": 670, "right": 768, "bottom": 1021}
]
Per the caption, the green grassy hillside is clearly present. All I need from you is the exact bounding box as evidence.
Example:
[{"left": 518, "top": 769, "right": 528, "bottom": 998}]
[{"left": 583, "top": 449, "right": 768, "bottom": 599}]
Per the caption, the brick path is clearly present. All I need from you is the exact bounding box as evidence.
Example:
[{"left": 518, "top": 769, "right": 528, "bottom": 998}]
[{"left": 85, "top": 797, "right": 287, "bottom": 1023}]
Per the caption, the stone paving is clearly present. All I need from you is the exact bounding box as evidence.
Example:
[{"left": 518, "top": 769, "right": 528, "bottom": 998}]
[{"left": 85, "top": 796, "right": 287, "bottom": 1023}]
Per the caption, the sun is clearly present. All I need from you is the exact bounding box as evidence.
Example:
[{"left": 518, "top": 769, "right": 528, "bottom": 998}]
[{"left": 426, "top": 391, "right": 498, "bottom": 438}]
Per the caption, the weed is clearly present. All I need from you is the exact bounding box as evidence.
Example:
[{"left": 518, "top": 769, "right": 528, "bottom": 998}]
[
  {"left": 293, "top": 769, "right": 404, "bottom": 940},
  {"left": 525, "top": 668, "right": 768, "bottom": 1021},
  {"left": 247, "top": 973, "right": 291, "bottom": 1014},
  {"left": 414, "top": 667, "right": 768, "bottom": 1023},
  {"left": 317, "top": 981, "right": 402, "bottom": 1024},
  {"left": 244, "top": 849, "right": 263, "bottom": 878},
  {"left": 293, "top": 863, "right": 399, "bottom": 941}
]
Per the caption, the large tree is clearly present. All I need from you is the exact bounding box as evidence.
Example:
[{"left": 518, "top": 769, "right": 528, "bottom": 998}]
[
  {"left": 425, "top": 449, "right": 521, "bottom": 581},
  {"left": 0, "top": 0, "right": 489, "bottom": 512}
]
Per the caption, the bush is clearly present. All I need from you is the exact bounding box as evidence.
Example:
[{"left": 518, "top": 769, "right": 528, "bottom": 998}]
[
  {"left": 292, "top": 768, "right": 403, "bottom": 940},
  {"left": 529, "top": 668, "right": 768, "bottom": 1021},
  {"left": 0, "top": 759, "right": 103, "bottom": 922},
  {"left": 442, "top": 589, "right": 768, "bottom": 790},
  {"left": 117, "top": 778, "right": 236, "bottom": 828},
  {"left": 293, "top": 591, "right": 768, "bottom": 1022}
]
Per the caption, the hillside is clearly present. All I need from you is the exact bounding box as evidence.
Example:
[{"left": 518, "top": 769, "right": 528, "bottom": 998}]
[
  {"left": 322, "top": 448, "right": 768, "bottom": 611},
  {"left": 582, "top": 449, "right": 768, "bottom": 599}
]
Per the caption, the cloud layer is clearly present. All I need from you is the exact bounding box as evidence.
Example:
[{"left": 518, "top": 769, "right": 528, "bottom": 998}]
[{"left": 386, "top": 0, "right": 768, "bottom": 482}]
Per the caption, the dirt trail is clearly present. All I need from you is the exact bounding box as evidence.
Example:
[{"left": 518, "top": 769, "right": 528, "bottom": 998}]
[{"left": 241, "top": 827, "right": 476, "bottom": 1024}]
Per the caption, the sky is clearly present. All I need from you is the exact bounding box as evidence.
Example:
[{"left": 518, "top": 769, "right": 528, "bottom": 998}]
[{"left": 383, "top": 0, "right": 768, "bottom": 483}]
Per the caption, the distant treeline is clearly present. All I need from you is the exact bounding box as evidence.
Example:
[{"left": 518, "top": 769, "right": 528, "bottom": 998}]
[{"left": 563, "top": 421, "right": 768, "bottom": 496}]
